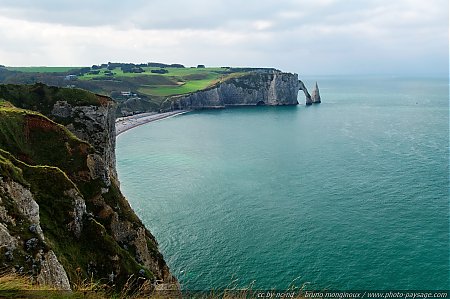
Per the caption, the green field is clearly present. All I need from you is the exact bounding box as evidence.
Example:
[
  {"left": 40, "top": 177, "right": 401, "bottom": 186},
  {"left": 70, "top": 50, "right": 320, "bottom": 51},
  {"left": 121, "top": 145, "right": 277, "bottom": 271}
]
[
  {"left": 137, "top": 70, "right": 225, "bottom": 96},
  {"left": 79, "top": 66, "right": 244, "bottom": 97},
  {"left": 6, "top": 66, "right": 82, "bottom": 73},
  {"left": 1, "top": 64, "right": 251, "bottom": 112},
  {"left": 3, "top": 65, "right": 247, "bottom": 97},
  {"left": 78, "top": 66, "right": 227, "bottom": 79}
]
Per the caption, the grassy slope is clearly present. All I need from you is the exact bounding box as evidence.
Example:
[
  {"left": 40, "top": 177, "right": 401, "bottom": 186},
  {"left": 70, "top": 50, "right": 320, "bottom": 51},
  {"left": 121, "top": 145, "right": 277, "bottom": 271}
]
[
  {"left": 0, "top": 102, "right": 158, "bottom": 288},
  {"left": 1, "top": 66, "right": 253, "bottom": 111},
  {"left": 0, "top": 104, "right": 92, "bottom": 174},
  {"left": 79, "top": 66, "right": 246, "bottom": 99},
  {"left": 0, "top": 83, "right": 102, "bottom": 116},
  {"left": 0, "top": 147, "right": 147, "bottom": 289}
]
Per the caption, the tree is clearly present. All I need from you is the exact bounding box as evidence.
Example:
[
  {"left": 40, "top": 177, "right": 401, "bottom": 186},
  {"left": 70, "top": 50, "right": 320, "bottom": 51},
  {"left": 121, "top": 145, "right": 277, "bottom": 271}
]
[
  {"left": 170, "top": 64, "right": 185, "bottom": 68},
  {"left": 151, "top": 69, "right": 168, "bottom": 74}
]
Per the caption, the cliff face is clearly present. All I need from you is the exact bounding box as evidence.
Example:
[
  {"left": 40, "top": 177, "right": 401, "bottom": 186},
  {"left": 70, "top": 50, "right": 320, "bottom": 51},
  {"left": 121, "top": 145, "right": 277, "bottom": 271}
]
[
  {"left": 0, "top": 173, "right": 71, "bottom": 290},
  {"left": 0, "top": 84, "right": 176, "bottom": 291},
  {"left": 167, "top": 70, "right": 310, "bottom": 110},
  {"left": 51, "top": 98, "right": 117, "bottom": 187}
]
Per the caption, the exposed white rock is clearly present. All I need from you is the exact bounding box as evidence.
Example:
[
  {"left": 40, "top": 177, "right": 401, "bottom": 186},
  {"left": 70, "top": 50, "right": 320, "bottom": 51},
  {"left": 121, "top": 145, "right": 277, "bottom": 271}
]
[
  {"left": 170, "top": 70, "right": 307, "bottom": 109},
  {"left": 37, "top": 250, "right": 71, "bottom": 290},
  {"left": 52, "top": 100, "right": 117, "bottom": 187},
  {"left": 3, "top": 180, "right": 38, "bottom": 223},
  {"left": 110, "top": 212, "right": 133, "bottom": 242},
  {"left": 0, "top": 223, "right": 18, "bottom": 251},
  {"left": 132, "top": 227, "right": 172, "bottom": 282},
  {"left": 299, "top": 80, "right": 312, "bottom": 105},
  {"left": 311, "top": 81, "right": 321, "bottom": 104},
  {"left": 86, "top": 154, "right": 110, "bottom": 186},
  {"left": 65, "top": 189, "right": 86, "bottom": 238},
  {"left": 0, "top": 204, "right": 14, "bottom": 225},
  {"left": 267, "top": 72, "right": 278, "bottom": 104},
  {"left": 2, "top": 179, "right": 44, "bottom": 240}
]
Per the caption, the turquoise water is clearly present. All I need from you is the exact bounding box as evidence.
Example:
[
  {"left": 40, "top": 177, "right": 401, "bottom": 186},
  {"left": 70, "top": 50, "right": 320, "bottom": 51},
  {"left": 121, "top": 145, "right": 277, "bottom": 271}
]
[{"left": 116, "top": 76, "right": 449, "bottom": 290}]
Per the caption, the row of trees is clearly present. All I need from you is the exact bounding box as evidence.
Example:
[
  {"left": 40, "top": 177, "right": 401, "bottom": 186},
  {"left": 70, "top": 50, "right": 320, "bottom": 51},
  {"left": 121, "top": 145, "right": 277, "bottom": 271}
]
[
  {"left": 147, "top": 62, "right": 185, "bottom": 68},
  {"left": 76, "top": 62, "right": 208, "bottom": 76},
  {"left": 89, "top": 62, "right": 210, "bottom": 70}
]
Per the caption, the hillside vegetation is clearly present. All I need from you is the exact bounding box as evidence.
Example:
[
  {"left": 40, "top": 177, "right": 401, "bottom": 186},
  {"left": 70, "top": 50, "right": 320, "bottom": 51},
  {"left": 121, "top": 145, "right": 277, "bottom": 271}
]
[
  {"left": 0, "top": 86, "right": 175, "bottom": 293},
  {"left": 0, "top": 63, "right": 277, "bottom": 115}
]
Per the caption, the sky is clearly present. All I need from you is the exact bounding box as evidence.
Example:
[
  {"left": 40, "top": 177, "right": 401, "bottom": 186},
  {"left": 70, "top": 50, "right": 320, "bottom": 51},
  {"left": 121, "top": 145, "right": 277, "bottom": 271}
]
[{"left": 0, "top": 0, "right": 448, "bottom": 75}]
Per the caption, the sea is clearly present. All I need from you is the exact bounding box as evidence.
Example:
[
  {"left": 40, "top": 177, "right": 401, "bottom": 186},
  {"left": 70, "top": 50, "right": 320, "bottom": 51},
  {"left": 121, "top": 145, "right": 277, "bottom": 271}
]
[{"left": 116, "top": 76, "right": 449, "bottom": 291}]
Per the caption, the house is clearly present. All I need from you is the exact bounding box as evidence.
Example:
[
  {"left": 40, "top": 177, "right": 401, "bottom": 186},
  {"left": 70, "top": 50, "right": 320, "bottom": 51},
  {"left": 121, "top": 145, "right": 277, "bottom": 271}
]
[
  {"left": 64, "top": 75, "right": 77, "bottom": 81},
  {"left": 120, "top": 91, "right": 132, "bottom": 97}
]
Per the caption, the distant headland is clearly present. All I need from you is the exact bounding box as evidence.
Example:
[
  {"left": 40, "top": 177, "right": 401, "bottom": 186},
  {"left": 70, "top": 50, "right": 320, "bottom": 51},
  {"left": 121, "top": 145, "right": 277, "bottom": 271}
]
[
  {"left": 0, "top": 63, "right": 321, "bottom": 293},
  {"left": 0, "top": 63, "right": 321, "bottom": 118}
]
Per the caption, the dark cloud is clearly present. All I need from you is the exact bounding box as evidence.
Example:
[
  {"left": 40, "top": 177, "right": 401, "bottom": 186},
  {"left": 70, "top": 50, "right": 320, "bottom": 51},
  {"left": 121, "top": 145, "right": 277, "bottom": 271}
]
[
  {"left": 0, "top": 0, "right": 416, "bottom": 30},
  {"left": 0, "top": 0, "right": 291, "bottom": 29},
  {"left": 0, "top": 0, "right": 447, "bottom": 75}
]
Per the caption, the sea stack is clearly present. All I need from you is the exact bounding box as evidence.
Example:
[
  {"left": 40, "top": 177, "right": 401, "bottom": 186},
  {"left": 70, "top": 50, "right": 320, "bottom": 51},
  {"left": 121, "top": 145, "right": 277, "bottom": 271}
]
[{"left": 311, "top": 82, "right": 321, "bottom": 104}]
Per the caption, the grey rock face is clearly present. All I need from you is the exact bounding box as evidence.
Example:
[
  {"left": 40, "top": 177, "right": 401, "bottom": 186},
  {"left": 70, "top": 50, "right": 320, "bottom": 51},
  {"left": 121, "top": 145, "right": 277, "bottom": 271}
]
[
  {"left": 3, "top": 180, "right": 39, "bottom": 224},
  {"left": 170, "top": 71, "right": 310, "bottom": 109},
  {"left": 52, "top": 100, "right": 117, "bottom": 187},
  {"left": 299, "top": 80, "right": 312, "bottom": 105},
  {"left": 37, "top": 250, "right": 71, "bottom": 290},
  {"left": 0, "top": 198, "right": 14, "bottom": 225},
  {"left": 0, "top": 223, "right": 18, "bottom": 251},
  {"left": 1, "top": 179, "right": 44, "bottom": 240},
  {"left": 64, "top": 189, "right": 86, "bottom": 238},
  {"left": 311, "top": 82, "right": 321, "bottom": 104},
  {"left": 132, "top": 227, "right": 175, "bottom": 282},
  {"left": 52, "top": 96, "right": 175, "bottom": 287},
  {"left": 0, "top": 178, "right": 72, "bottom": 290},
  {"left": 86, "top": 154, "right": 110, "bottom": 187},
  {"left": 2, "top": 90, "right": 176, "bottom": 290}
]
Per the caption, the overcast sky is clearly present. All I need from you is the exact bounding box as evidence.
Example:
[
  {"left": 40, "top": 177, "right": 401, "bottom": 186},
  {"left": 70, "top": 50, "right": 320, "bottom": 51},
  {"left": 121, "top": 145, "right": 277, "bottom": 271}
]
[{"left": 0, "top": 0, "right": 448, "bottom": 75}]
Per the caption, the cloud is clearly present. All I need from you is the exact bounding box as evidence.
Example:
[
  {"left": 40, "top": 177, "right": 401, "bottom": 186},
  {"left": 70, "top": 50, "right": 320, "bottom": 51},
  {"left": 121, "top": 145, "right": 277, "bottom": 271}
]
[{"left": 0, "top": 0, "right": 447, "bottom": 75}]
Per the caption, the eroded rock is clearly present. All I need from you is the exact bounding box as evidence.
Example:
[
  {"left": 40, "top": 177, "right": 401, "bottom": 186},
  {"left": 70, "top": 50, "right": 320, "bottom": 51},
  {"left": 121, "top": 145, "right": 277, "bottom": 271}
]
[
  {"left": 170, "top": 70, "right": 309, "bottom": 109},
  {"left": 37, "top": 250, "right": 71, "bottom": 290}
]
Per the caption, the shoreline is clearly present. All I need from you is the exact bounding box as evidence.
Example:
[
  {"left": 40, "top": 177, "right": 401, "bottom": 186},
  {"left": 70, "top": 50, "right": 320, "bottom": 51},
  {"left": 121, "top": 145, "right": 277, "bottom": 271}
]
[{"left": 116, "top": 110, "right": 188, "bottom": 136}]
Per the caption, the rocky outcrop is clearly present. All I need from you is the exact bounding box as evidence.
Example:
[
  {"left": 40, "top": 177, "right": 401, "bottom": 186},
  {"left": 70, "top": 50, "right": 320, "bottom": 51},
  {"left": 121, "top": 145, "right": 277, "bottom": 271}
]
[
  {"left": 0, "top": 176, "right": 74, "bottom": 290},
  {"left": 299, "top": 80, "right": 312, "bottom": 105},
  {"left": 37, "top": 250, "right": 71, "bottom": 290},
  {"left": 311, "top": 82, "right": 321, "bottom": 104},
  {"left": 51, "top": 98, "right": 175, "bottom": 287},
  {"left": 65, "top": 188, "right": 86, "bottom": 238},
  {"left": 117, "top": 97, "right": 157, "bottom": 117},
  {"left": 52, "top": 98, "right": 117, "bottom": 187},
  {"left": 0, "top": 222, "right": 18, "bottom": 253},
  {"left": 0, "top": 85, "right": 176, "bottom": 292},
  {"left": 168, "top": 70, "right": 310, "bottom": 110},
  {"left": 3, "top": 180, "right": 44, "bottom": 240}
]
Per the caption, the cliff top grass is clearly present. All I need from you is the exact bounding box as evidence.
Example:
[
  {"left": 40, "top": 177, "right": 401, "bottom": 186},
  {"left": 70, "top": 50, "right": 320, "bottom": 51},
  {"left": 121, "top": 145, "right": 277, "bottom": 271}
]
[
  {"left": 0, "top": 104, "right": 93, "bottom": 178},
  {"left": 0, "top": 83, "right": 105, "bottom": 116},
  {"left": 0, "top": 64, "right": 280, "bottom": 112},
  {"left": 1, "top": 65, "right": 263, "bottom": 98},
  {"left": 80, "top": 66, "right": 249, "bottom": 98}
]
